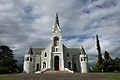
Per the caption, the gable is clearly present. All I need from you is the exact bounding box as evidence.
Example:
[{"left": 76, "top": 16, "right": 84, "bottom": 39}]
[
  {"left": 28, "top": 48, "right": 45, "bottom": 55},
  {"left": 69, "top": 48, "right": 81, "bottom": 55}
]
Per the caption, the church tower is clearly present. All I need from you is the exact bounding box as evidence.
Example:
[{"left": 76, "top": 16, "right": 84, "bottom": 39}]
[
  {"left": 51, "top": 12, "right": 63, "bottom": 52},
  {"left": 52, "top": 12, "right": 62, "bottom": 46},
  {"left": 51, "top": 12, "right": 64, "bottom": 71},
  {"left": 80, "top": 46, "right": 88, "bottom": 73},
  {"left": 23, "top": 47, "right": 34, "bottom": 73}
]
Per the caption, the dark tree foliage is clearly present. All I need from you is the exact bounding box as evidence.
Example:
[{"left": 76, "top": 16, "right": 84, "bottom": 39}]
[
  {"left": 104, "top": 51, "right": 112, "bottom": 60},
  {"left": 96, "top": 34, "right": 103, "bottom": 65},
  {"left": 96, "top": 34, "right": 101, "bottom": 54},
  {"left": 92, "top": 51, "right": 120, "bottom": 72},
  {"left": 0, "top": 45, "right": 20, "bottom": 74},
  {"left": 114, "top": 57, "right": 120, "bottom": 72},
  {"left": 93, "top": 34, "right": 120, "bottom": 72},
  {"left": 102, "top": 59, "right": 114, "bottom": 72}
]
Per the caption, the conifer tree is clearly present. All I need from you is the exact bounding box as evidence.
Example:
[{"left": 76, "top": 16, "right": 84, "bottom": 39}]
[
  {"left": 96, "top": 34, "right": 103, "bottom": 65},
  {"left": 0, "top": 45, "right": 19, "bottom": 74},
  {"left": 104, "top": 51, "right": 112, "bottom": 60}
]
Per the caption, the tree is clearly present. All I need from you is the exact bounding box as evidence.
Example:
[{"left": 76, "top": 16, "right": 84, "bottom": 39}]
[
  {"left": 0, "top": 45, "right": 18, "bottom": 74},
  {"left": 93, "top": 35, "right": 120, "bottom": 72},
  {"left": 104, "top": 51, "right": 112, "bottom": 60},
  {"left": 96, "top": 34, "right": 103, "bottom": 65},
  {"left": 92, "top": 62, "right": 104, "bottom": 72},
  {"left": 114, "top": 57, "right": 120, "bottom": 72}
]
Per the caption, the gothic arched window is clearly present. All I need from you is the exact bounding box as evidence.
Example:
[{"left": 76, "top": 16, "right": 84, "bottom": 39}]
[
  {"left": 67, "top": 52, "right": 69, "bottom": 57},
  {"left": 43, "top": 62, "right": 46, "bottom": 68},
  {"left": 44, "top": 52, "right": 47, "bottom": 57},
  {"left": 84, "top": 57, "right": 87, "bottom": 61},
  {"left": 25, "top": 57, "right": 29, "bottom": 61},
  {"left": 81, "top": 58, "right": 83, "bottom": 61},
  {"left": 30, "top": 58, "right": 32, "bottom": 62},
  {"left": 54, "top": 37, "right": 59, "bottom": 46}
]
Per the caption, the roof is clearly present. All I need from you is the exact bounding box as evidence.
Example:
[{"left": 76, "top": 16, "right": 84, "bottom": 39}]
[
  {"left": 28, "top": 48, "right": 83, "bottom": 55},
  {"left": 28, "top": 48, "right": 44, "bottom": 55},
  {"left": 69, "top": 48, "right": 81, "bottom": 55},
  {"left": 80, "top": 46, "right": 86, "bottom": 55}
]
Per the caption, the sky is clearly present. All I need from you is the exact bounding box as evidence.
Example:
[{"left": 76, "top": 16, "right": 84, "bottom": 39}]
[{"left": 0, "top": 0, "right": 120, "bottom": 66}]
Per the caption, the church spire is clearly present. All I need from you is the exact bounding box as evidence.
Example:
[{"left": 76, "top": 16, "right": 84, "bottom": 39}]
[
  {"left": 52, "top": 12, "right": 61, "bottom": 34},
  {"left": 55, "top": 12, "right": 59, "bottom": 26}
]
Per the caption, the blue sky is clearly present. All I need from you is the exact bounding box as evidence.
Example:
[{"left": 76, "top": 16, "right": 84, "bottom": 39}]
[{"left": 0, "top": 0, "right": 120, "bottom": 65}]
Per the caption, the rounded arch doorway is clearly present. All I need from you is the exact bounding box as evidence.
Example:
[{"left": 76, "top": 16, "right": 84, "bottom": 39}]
[{"left": 54, "top": 56, "right": 59, "bottom": 71}]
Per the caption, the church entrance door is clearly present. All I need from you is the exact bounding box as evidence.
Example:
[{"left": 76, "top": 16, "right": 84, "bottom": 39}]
[
  {"left": 73, "top": 63, "right": 77, "bottom": 72},
  {"left": 54, "top": 56, "right": 59, "bottom": 71}
]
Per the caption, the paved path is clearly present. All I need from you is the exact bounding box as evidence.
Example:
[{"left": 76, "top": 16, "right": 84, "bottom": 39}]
[{"left": 6, "top": 72, "right": 107, "bottom": 80}]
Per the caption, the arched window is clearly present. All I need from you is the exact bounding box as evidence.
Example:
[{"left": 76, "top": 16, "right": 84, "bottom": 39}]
[
  {"left": 68, "top": 61, "right": 71, "bottom": 69},
  {"left": 67, "top": 52, "right": 69, "bottom": 57},
  {"left": 25, "top": 57, "right": 29, "bottom": 61},
  {"left": 44, "top": 52, "right": 47, "bottom": 57},
  {"left": 43, "top": 62, "right": 46, "bottom": 68},
  {"left": 30, "top": 58, "right": 32, "bottom": 62},
  {"left": 81, "top": 58, "right": 83, "bottom": 61},
  {"left": 84, "top": 57, "right": 87, "bottom": 61},
  {"left": 54, "top": 37, "right": 59, "bottom": 46}
]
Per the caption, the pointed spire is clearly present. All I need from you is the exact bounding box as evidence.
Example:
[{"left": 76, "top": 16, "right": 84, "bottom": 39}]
[
  {"left": 80, "top": 46, "right": 86, "bottom": 55},
  {"left": 55, "top": 12, "right": 59, "bottom": 26}
]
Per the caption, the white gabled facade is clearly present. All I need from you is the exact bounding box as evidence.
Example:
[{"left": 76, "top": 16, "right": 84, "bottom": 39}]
[{"left": 23, "top": 13, "right": 89, "bottom": 73}]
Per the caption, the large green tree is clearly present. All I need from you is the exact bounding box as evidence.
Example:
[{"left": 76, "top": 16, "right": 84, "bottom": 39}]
[
  {"left": 93, "top": 50, "right": 120, "bottom": 72},
  {"left": 0, "top": 45, "right": 18, "bottom": 74},
  {"left": 96, "top": 34, "right": 103, "bottom": 65}
]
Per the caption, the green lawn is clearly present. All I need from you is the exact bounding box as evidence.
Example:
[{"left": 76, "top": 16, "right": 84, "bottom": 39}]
[
  {"left": 0, "top": 73, "right": 120, "bottom": 80},
  {"left": 0, "top": 74, "right": 16, "bottom": 80},
  {"left": 100, "top": 73, "right": 120, "bottom": 80}
]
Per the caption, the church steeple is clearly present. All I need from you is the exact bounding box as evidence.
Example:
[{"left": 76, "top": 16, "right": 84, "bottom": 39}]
[
  {"left": 52, "top": 12, "right": 61, "bottom": 33},
  {"left": 55, "top": 12, "right": 59, "bottom": 26}
]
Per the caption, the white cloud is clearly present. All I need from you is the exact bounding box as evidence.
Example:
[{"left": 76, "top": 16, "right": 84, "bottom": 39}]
[{"left": 0, "top": 0, "right": 120, "bottom": 66}]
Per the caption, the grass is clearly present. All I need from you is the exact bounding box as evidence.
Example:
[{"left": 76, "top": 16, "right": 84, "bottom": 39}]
[
  {"left": 100, "top": 73, "right": 120, "bottom": 80},
  {"left": 0, "top": 74, "right": 16, "bottom": 80},
  {"left": 0, "top": 73, "right": 120, "bottom": 80}
]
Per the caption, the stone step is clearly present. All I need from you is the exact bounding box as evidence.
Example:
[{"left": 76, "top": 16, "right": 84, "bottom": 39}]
[{"left": 43, "top": 71, "right": 71, "bottom": 74}]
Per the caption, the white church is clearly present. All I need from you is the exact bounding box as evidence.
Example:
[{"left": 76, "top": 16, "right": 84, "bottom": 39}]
[{"left": 23, "top": 13, "right": 89, "bottom": 73}]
